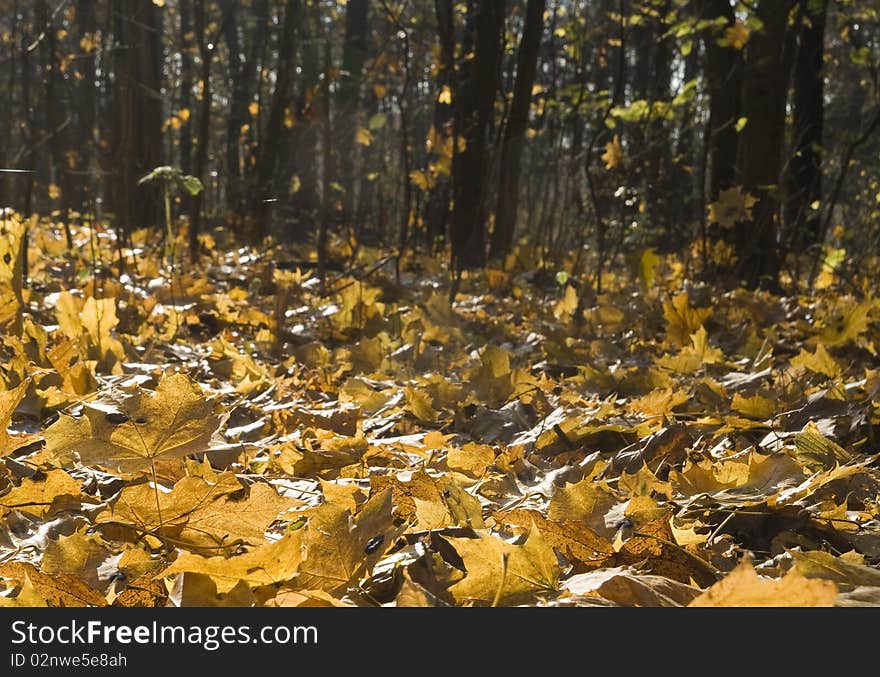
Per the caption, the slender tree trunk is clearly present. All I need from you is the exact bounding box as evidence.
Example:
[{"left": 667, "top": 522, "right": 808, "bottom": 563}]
[
  {"left": 489, "top": 0, "right": 545, "bottom": 262},
  {"left": 785, "top": 0, "right": 827, "bottom": 251},
  {"left": 317, "top": 43, "right": 333, "bottom": 284},
  {"left": 424, "top": 0, "right": 455, "bottom": 248},
  {"left": 221, "top": 0, "right": 244, "bottom": 215},
  {"left": 189, "top": 0, "right": 234, "bottom": 258},
  {"left": 735, "top": 0, "right": 795, "bottom": 290},
  {"left": 110, "top": 0, "right": 162, "bottom": 232},
  {"left": 336, "top": 0, "right": 369, "bottom": 227},
  {"left": 179, "top": 0, "right": 193, "bottom": 174},
  {"left": 251, "top": 0, "right": 300, "bottom": 239},
  {"left": 38, "top": 0, "right": 72, "bottom": 245},
  {"left": 451, "top": 0, "right": 505, "bottom": 274},
  {"left": 75, "top": 0, "right": 97, "bottom": 217},
  {"left": 695, "top": 0, "right": 743, "bottom": 201}
]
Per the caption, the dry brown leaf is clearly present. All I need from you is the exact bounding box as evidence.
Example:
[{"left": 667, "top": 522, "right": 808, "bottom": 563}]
[
  {"left": 448, "top": 526, "right": 558, "bottom": 605},
  {"left": 689, "top": 562, "right": 837, "bottom": 606},
  {"left": 45, "top": 372, "right": 225, "bottom": 473}
]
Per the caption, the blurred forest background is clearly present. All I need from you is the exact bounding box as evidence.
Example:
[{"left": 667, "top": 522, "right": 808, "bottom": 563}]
[{"left": 1, "top": 0, "right": 879, "bottom": 293}]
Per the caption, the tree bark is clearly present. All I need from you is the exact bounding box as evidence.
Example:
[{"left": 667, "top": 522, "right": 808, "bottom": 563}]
[
  {"left": 451, "top": 0, "right": 505, "bottom": 273},
  {"left": 735, "top": 0, "right": 795, "bottom": 289},
  {"left": 336, "top": 0, "right": 369, "bottom": 227},
  {"left": 424, "top": 0, "right": 456, "bottom": 248},
  {"left": 489, "top": 0, "right": 545, "bottom": 262},
  {"left": 110, "top": 0, "right": 162, "bottom": 232},
  {"left": 785, "top": 0, "right": 827, "bottom": 250},
  {"left": 251, "top": 0, "right": 300, "bottom": 238},
  {"left": 695, "top": 0, "right": 743, "bottom": 201}
]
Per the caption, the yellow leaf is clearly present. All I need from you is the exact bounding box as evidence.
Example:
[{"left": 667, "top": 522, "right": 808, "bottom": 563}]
[
  {"left": 373, "top": 83, "right": 387, "bottom": 98},
  {"left": 548, "top": 478, "right": 619, "bottom": 539},
  {"left": 601, "top": 134, "right": 623, "bottom": 170},
  {"left": 355, "top": 127, "right": 373, "bottom": 146},
  {"left": 448, "top": 527, "right": 558, "bottom": 605},
  {"left": 628, "top": 388, "right": 690, "bottom": 417},
  {"left": 0, "top": 469, "right": 86, "bottom": 519},
  {"left": 791, "top": 343, "right": 841, "bottom": 378},
  {"left": 724, "top": 22, "right": 750, "bottom": 50},
  {"left": 794, "top": 421, "right": 852, "bottom": 471},
  {"left": 409, "top": 170, "right": 433, "bottom": 190},
  {"left": 707, "top": 186, "right": 758, "bottom": 228},
  {"left": 288, "top": 174, "right": 301, "bottom": 195},
  {"left": 688, "top": 325, "right": 724, "bottom": 365},
  {"left": 295, "top": 489, "right": 397, "bottom": 593},
  {"left": 79, "top": 33, "right": 98, "bottom": 53},
  {"left": 0, "top": 381, "right": 38, "bottom": 457},
  {"left": 248, "top": 102, "right": 259, "bottom": 116},
  {"left": 0, "top": 572, "right": 48, "bottom": 607},
  {"left": 662, "top": 292, "right": 712, "bottom": 348},
  {"left": 45, "top": 372, "right": 226, "bottom": 473},
  {"left": 160, "top": 532, "right": 304, "bottom": 593},
  {"left": 446, "top": 442, "right": 495, "bottom": 478},
  {"left": 818, "top": 301, "right": 874, "bottom": 347},
  {"left": 731, "top": 392, "right": 775, "bottom": 420},
  {"left": 48, "top": 184, "right": 61, "bottom": 200},
  {"left": 552, "top": 283, "right": 578, "bottom": 320},
  {"left": 437, "top": 85, "right": 452, "bottom": 104},
  {"left": 405, "top": 385, "right": 438, "bottom": 423},
  {"left": 689, "top": 562, "right": 836, "bottom": 607}
]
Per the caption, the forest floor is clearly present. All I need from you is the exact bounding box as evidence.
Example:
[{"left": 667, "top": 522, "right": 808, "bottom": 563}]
[{"left": 1, "top": 214, "right": 880, "bottom": 607}]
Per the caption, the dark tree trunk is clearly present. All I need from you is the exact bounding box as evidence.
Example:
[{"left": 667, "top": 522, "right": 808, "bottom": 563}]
[
  {"left": 489, "top": 0, "right": 544, "bottom": 262},
  {"left": 110, "top": 0, "right": 162, "bottom": 232},
  {"left": 695, "top": 0, "right": 743, "bottom": 201},
  {"left": 451, "top": 0, "right": 505, "bottom": 273},
  {"left": 75, "top": 0, "right": 97, "bottom": 216},
  {"left": 251, "top": 0, "right": 300, "bottom": 238},
  {"left": 785, "top": 0, "right": 827, "bottom": 251},
  {"left": 38, "top": 0, "right": 72, "bottom": 241},
  {"left": 424, "top": 0, "right": 455, "bottom": 248},
  {"left": 221, "top": 0, "right": 242, "bottom": 214},
  {"left": 188, "top": 0, "right": 234, "bottom": 258},
  {"left": 286, "top": 1, "right": 321, "bottom": 242},
  {"left": 336, "top": 0, "right": 369, "bottom": 226},
  {"left": 735, "top": 0, "right": 795, "bottom": 290},
  {"left": 179, "top": 0, "right": 193, "bottom": 174}
]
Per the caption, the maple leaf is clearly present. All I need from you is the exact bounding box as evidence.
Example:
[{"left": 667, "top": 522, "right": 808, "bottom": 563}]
[
  {"left": 689, "top": 562, "right": 836, "bottom": 607},
  {"left": 295, "top": 488, "right": 398, "bottom": 594},
  {"left": 0, "top": 380, "right": 38, "bottom": 457},
  {"left": 160, "top": 532, "right": 304, "bottom": 593},
  {"left": 45, "top": 372, "right": 226, "bottom": 473},
  {"left": 601, "top": 134, "right": 623, "bottom": 170},
  {"left": 448, "top": 526, "right": 559, "bottom": 605},
  {"left": 707, "top": 186, "right": 757, "bottom": 228},
  {"left": 662, "top": 292, "right": 712, "bottom": 348},
  {"left": 723, "top": 22, "right": 750, "bottom": 50}
]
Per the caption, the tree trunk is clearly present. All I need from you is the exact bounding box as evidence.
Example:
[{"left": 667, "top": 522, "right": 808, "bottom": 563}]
[
  {"left": 179, "top": 0, "right": 193, "bottom": 174},
  {"left": 785, "top": 0, "right": 827, "bottom": 251},
  {"left": 75, "top": 0, "right": 97, "bottom": 216},
  {"left": 336, "top": 0, "right": 369, "bottom": 227},
  {"left": 695, "top": 0, "right": 743, "bottom": 201},
  {"left": 451, "top": 0, "right": 505, "bottom": 273},
  {"left": 424, "top": 0, "right": 456, "bottom": 248},
  {"left": 735, "top": 0, "right": 795, "bottom": 289},
  {"left": 489, "top": 0, "right": 545, "bottom": 262},
  {"left": 110, "top": 0, "right": 162, "bottom": 232},
  {"left": 251, "top": 0, "right": 300, "bottom": 239}
]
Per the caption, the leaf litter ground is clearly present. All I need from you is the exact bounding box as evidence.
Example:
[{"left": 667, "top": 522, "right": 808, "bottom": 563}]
[{"left": 2, "top": 215, "right": 880, "bottom": 607}]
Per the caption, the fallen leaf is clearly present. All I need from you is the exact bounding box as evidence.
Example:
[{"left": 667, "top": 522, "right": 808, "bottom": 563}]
[{"left": 689, "top": 562, "right": 837, "bottom": 606}]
